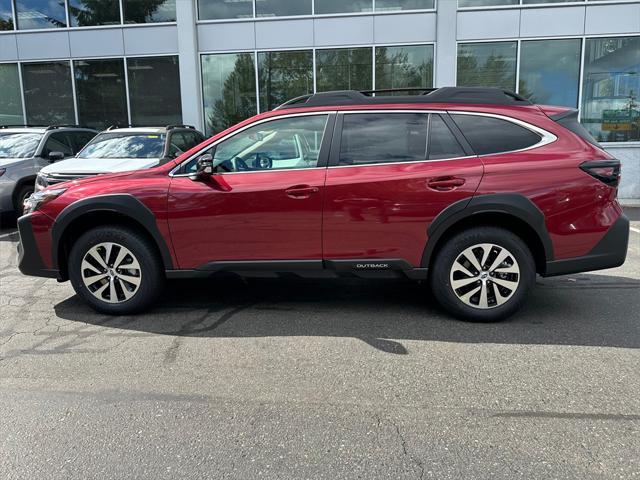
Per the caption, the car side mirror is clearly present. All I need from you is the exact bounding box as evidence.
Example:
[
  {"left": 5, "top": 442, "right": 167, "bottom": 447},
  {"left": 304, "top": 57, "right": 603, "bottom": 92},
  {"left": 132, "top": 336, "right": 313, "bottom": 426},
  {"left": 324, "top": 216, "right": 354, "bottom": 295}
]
[
  {"left": 193, "top": 154, "right": 214, "bottom": 179},
  {"left": 47, "top": 151, "right": 65, "bottom": 162}
]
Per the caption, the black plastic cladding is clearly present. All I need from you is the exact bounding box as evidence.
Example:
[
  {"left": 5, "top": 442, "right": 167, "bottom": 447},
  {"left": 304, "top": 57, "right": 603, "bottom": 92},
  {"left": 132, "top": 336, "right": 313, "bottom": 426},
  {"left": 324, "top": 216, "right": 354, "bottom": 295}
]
[{"left": 275, "top": 87, "right": 532, "bottom": 110}]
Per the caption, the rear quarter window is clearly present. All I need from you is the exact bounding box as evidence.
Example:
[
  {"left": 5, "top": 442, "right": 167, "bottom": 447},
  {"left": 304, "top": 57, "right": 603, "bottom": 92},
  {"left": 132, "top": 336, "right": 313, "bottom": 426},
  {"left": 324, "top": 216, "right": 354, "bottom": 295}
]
[{"left": 451, "top": 114, "right": 542, "bottom": 156}]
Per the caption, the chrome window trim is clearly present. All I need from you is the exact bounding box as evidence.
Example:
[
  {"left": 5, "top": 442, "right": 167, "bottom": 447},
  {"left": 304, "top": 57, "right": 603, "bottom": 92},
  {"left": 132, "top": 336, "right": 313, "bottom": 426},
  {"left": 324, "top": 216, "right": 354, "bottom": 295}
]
[{"left": 169, "top": 111, "right": 334, "bottom": 177}]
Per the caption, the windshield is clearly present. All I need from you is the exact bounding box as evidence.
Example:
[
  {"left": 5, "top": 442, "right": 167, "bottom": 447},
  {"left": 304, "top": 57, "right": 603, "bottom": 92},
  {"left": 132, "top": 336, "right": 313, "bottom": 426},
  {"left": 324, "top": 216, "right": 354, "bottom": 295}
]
[
  {"left": 0, "top": 133, "right": 42, "bottom": 159},
  {"left": 78, "top": 133, "right": 166, "bottom": 159}
]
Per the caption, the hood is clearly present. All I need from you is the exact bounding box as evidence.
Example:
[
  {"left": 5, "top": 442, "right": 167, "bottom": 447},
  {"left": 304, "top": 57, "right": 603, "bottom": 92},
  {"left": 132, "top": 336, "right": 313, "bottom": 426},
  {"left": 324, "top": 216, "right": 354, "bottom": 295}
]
[{"left": 40, "top": 157, "right": 160, "bottom": 175}]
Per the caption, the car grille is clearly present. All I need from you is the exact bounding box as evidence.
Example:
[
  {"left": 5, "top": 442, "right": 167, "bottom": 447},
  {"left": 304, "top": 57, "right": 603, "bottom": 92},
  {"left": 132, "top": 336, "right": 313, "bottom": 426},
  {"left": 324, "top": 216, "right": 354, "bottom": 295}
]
[{"left": 41, "top": 172, "right": 97, "bottom": 186}]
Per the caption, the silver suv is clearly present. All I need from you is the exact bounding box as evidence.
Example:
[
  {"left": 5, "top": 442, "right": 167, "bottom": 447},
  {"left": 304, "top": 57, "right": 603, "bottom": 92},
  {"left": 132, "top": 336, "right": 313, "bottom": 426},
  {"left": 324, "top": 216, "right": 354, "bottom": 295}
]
[
  {"left": 36, "top": 125, "right": 205, "bottom": 190},
  {"left": 0, "top": 125, "right": 97, "bottom": 215}
]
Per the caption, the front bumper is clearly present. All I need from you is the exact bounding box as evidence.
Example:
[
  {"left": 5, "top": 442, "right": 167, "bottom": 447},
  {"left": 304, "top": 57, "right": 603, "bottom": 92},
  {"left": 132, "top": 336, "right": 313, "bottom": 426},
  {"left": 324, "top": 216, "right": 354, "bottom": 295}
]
[
  {"left": 544, "top": 213, "right": 630, "bottom": 277},
  {"left": 17, "top": 214, "right": 59, "bottom": 279}
]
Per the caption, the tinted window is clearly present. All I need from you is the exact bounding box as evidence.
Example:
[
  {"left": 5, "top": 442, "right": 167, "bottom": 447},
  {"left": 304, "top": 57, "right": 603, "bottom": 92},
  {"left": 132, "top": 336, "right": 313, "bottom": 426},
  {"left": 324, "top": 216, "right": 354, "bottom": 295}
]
[
  {"left": 0, "top": 133, "right": 42, "bottom": 158},
  {"left": 258, "top": 50, "right": 313, "bottom": 112},
  {"left": 70, "top": 132, "right": 97, "bottom": 153},
  {"left": 451, "top": 115, "right": 541, "bottom": 155},
  {"left": 170, "top": 131, "right": 202, "bottom": 153},
  {"left": 128, "top": 56, "right": 182, "bottom": 125},
  {"left": 339, "top": 113, "right": 428, "bottom": 166},
  {"left": 123, "top": 0, "right": 176, "bottom": 23},
  {"left": 22, "top": 61, "right": 75, "bottom": 125},
  {"left": 0, "top": 64, "right": 23, "bottom": 125},
  {"left": 78, "top": 133, "right": 166, "bottom": 159},
  {"left": 316, "top": 47, "right": 372, "bottom": 92},
  {"left": 428, "top": 115, "right": 465, "bottom": 160},
  {"left": 256, "top": 0, "right": 312, "bottom": 17},
  {"left": 42, "top": 133, "right": 73, "bottom": 158},
  {"left": 15, "top": 0, "right": 67, "bottom": 29},
  {"left": 315, "top": 0, "right": 372, "bottom": 14},
  {"left": 198, "top": 0, "right": 252, "bottom": 19},
  {"left": 1, "top": 0, "right": 14, "bottom": 30}
]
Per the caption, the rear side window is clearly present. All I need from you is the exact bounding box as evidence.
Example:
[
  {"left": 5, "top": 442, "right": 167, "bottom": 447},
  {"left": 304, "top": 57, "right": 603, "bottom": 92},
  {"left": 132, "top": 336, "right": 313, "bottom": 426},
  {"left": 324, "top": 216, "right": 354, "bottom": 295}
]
[
  {"left": 339, "top": 113, "right": 428, "bottom": 166},
  {"left": 428, "top": 115, "right": 466, "bottom": 160},
  {"left": 451, "top": 114, "right": 541, "bottom": 156}
]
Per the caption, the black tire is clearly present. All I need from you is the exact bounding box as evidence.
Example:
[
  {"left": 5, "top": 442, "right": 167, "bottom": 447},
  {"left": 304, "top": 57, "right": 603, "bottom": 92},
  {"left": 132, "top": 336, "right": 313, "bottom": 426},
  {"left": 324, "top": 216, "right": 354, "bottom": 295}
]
[
  {"left": 68, "top": 225, "right": 165, "bottom": 315},
  {"left": 13, "top": 184, "right": 34, "bottom": 214},
  {"left": 429, "top": 226, "right": 535, "bottom": 322}
]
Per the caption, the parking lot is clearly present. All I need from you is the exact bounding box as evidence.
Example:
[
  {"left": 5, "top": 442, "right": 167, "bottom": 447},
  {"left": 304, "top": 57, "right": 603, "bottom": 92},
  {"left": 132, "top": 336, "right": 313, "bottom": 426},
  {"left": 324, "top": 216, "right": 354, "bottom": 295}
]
[{"left": 0, "top": 212, "right": 639, "bottom": 479}]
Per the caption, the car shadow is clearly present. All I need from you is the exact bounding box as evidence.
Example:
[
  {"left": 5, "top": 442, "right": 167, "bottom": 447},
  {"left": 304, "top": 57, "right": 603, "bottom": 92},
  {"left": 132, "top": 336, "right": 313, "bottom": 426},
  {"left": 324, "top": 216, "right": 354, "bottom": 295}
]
[{"left": 54, "top": 272, "right": 640, "bottom": 353}]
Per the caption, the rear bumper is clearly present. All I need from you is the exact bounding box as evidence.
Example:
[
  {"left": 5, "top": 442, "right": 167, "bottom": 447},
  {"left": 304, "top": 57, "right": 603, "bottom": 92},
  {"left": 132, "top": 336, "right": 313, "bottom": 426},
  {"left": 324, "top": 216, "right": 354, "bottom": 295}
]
[
  {"left": 17, "top": 214, "right": 59, "bottom": 279},
  {"left": 543, "top": 213, "right": 630, "bottom": 277}
]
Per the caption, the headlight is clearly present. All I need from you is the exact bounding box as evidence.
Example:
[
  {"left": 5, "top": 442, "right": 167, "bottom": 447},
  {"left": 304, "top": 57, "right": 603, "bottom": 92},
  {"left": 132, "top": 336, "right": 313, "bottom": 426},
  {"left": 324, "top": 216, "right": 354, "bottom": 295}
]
[
  {"left": 23, "top": 188, "right": 67, "bottom": 215},
  {"left": 35, "top": 173, "right": 48, "bottom": 190}
]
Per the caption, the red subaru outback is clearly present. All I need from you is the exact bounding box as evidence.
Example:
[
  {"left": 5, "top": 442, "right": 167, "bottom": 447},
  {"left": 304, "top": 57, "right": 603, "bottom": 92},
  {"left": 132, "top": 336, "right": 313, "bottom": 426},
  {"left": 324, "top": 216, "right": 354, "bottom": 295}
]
[{"left": 17, "top": 88, "right": 629, "bottom": 322}]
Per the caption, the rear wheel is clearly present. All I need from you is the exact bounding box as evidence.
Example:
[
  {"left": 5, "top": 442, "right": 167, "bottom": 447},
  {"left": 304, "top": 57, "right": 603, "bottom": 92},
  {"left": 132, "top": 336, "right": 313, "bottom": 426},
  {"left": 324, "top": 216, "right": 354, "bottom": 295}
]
[
  {"left": 429, "top": 226, "right": 535, "bottom": 322},
  {"left": 68, "top": 226, "right": 164, "bottom": 314}
]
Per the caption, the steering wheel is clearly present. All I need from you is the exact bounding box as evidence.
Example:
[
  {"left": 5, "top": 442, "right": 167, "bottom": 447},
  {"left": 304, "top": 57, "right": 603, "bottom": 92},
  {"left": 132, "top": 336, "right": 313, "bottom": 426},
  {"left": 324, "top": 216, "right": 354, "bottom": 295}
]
[
  {"left": 234, "top": 157, "right": 250, "bottom": 171},
  {"left": 253, "top": 153, "right": 273, "bottom": 170}
]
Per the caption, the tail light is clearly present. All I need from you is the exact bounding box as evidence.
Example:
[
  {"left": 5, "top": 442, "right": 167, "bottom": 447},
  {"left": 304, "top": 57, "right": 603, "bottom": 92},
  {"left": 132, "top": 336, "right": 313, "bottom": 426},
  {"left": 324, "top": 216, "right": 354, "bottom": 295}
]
[{"left": 580, "top": 160, "right": 621, "bottom": 188}]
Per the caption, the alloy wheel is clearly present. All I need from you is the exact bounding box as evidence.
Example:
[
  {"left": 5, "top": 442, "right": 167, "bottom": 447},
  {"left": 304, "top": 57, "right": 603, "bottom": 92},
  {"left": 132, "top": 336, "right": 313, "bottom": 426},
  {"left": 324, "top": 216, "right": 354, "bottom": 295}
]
[
  {"left": 449, "top": 243, "right": 520, "bottom": 309},
  {"left": 81, "top": 242, "right": 142, "bottom": 304}
]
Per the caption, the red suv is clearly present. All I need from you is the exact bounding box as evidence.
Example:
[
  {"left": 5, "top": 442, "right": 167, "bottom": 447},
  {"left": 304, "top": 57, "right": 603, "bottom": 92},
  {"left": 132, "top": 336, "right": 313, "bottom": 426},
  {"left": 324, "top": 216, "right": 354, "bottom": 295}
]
[{"left": 17, "top": 87, "right": 629, "bottom": 321}]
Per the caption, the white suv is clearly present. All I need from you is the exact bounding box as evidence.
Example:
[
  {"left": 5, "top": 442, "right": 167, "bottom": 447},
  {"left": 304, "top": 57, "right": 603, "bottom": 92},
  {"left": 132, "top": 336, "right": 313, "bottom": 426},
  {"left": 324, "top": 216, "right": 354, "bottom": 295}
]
[{"left": 36, "top": 125, "right": 205, "bottom": 190}]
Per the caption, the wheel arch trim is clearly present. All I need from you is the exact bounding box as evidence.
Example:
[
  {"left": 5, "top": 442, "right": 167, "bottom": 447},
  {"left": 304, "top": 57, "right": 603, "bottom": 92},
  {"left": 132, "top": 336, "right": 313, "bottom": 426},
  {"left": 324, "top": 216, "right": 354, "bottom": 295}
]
[
  {"left": 51, "top": 193, "right": 174, "bottom": 272},
  {"left": 422, "top": 193, "right": 554, "bottom": 268}
]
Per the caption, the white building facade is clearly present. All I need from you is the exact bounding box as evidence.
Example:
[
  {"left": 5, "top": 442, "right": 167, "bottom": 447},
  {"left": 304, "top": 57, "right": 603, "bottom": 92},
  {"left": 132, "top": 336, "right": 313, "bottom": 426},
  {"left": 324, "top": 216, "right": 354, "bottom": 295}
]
[{"left": 0, "top": 0, "right": 638, "bottom": 199}]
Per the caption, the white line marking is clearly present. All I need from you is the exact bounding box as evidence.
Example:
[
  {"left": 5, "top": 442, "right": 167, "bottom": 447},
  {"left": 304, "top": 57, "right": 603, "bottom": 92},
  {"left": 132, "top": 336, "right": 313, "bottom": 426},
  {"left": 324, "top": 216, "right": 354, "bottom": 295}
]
[{"left": 631, "top": 227, "right": 640, "bottom": 234}]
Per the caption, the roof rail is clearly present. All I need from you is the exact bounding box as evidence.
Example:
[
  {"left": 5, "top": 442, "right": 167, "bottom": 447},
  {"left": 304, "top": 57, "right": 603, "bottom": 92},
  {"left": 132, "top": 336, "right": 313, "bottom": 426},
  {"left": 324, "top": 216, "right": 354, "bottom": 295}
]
[
  {"left": 166, "top": 124, "right": 196, "bottom": 130},
  {"left": 274, "top": 87, "right": 532, "bottom": 110},
  {"left": 45, "top": 124, "right": 95, "bottom": 131}
]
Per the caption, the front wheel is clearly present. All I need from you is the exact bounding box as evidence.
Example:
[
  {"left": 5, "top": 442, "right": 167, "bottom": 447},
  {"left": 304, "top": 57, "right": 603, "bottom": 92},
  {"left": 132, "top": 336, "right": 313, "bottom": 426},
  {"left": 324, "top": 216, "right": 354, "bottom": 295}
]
[
  {"left": 429, "top": 226, "right": 536, "bottom": 322},
  {"left": 68, "top": 226, "right": 165, "bottom": 315}
]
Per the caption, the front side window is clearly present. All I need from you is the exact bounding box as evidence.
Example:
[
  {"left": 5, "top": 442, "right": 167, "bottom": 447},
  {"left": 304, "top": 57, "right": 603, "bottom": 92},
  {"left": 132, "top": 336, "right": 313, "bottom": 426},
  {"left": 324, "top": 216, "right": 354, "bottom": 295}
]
[
  {"left": 457, "top": 42, "right": 517, "bottom": 91},
  {"left": 339, "top": 113, "right": 428, "bottom": 166},
  {"left": 78, "top": 133, "right": 167, "bottom": 159},
  {"left": 42, "top": 132, "right": 74, "bottom": 158},
  {"left": 0, "top": 133, "right": 42, "bottom": 158},
  {"left": 581, "top": 37, "right": 640, "bottom": 143},
  {"left": 451, "top": 114, "right": 542, "bottom": 155},
  {"left": 187, "top": 115, "right": 328, "bottom": 173}
]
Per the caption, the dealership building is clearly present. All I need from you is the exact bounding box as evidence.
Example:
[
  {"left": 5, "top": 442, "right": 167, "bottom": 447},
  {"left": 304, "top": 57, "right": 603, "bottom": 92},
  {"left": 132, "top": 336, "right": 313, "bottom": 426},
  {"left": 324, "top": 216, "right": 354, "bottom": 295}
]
[{"left": 0, "top": 0, "right": 638, "bottom": 199}]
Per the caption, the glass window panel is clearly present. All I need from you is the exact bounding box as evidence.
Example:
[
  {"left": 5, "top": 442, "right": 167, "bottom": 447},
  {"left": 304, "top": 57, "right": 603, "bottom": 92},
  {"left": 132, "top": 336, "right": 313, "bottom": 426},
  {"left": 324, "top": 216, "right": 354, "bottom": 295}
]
[
  {"left": 201, "top": 53, "right": 257, "bottom": 136},
  {"left": 0, "top": 0, "right": 14, "bottom": 30},
  {"left": 451, "top": 114, "right": 541, "bottom": 155},
  {"left": 428, "top": 115, "right": 465, "bottom": 160},
  {"left": 315, "top": 0, "right": 372, "bottom": 14},
  {"left": 256, "top": 0, "right": 312, "bottom": 17},
  {"left": 0, "top": 64, "right": 23, "bottom": 125},
  {"left": 457, "top": 42, "right": 517, "bottom": 91},
  {"left": 123, "top": 0, "right": 176, "bottom": 23},
  {"left": 22, "top": 62, "right": 75, "bottom": 125},
  {"left": 581, "top": 37, "right": 640, "bottom": 143},
  {"left": 376, "top": 45, "right": 434, "bottom": 93},
  {"left": 198, "top": 0, "right": 253, "bottom": 19},
  {"left": 339, "top": 113, "right": 428, "bottom": 166},
  {"left": 128, "top": 56, "right": 182, "bottom": 126},
  {"left": 519, "top": 39, "right": 581, "bottom": 108},
  {"left": 74, "top": 59, "right": 128, "bottom": 130},
  {"left": 522, "top": 0, "right": 574, "bottom": 4},
  {"left": 210, "top": 115, "right": 329, "bottom": 172},
  {"left": 375, "top": 0, "right": 434, "bottom": 11},
  {"left": 258, "top": 50, "right": 313, "bottom": 112},
  {"left": 316, "top": 48, "right": 372, "bottom": 92},
  {"left": 15, "top": 0, "right": 67, "bottom": 29},
  {"left": 458, "top": 0, "right": 518, "bottom": 6},
  {"left": 69, "top": 0, "right": 120, "bottom": 27}
]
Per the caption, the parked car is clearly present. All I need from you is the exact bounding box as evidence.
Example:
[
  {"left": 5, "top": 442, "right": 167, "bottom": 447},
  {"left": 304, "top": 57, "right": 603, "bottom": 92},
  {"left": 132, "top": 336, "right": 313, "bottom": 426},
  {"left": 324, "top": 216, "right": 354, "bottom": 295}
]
[
  {"left": 35, "top": 125, "right": 205, "bottom": 191},
  {"left": 0, "top": 125, "right": 96, "bottom": 215},
  {"left": 17, "top": 87, "right": 629, "bottom": 321}
]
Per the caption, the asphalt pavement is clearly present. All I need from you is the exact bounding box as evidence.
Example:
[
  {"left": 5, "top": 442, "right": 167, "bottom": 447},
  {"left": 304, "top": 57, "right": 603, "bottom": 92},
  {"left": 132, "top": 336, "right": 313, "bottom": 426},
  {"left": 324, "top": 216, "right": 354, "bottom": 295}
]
[{"left": 0, "top": 213, "right": 638, "bottom": 479}]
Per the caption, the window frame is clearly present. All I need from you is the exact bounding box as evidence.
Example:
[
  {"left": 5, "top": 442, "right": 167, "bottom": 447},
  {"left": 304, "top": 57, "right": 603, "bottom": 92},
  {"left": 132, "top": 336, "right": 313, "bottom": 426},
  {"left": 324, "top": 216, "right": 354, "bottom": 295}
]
[{"left": 170, "top": 111, "right": 337, "bottom": 177}]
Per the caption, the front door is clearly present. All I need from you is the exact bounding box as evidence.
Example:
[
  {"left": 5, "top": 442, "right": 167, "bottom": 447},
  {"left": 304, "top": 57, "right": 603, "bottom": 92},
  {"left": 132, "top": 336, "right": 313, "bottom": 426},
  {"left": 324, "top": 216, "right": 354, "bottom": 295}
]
[
  {"left": 322, "top": 111, "right": 484, "bottom": 267},
  {"left": 167, "top": 113, "right": 333, "bottom": 269}
]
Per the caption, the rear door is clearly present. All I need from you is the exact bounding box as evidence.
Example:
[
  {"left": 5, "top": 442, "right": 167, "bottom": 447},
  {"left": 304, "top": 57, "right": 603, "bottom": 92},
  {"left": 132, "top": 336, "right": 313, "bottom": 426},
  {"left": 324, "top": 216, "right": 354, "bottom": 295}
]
[{"left": 322, "top": 111, "right": 484, "bottom": 267}]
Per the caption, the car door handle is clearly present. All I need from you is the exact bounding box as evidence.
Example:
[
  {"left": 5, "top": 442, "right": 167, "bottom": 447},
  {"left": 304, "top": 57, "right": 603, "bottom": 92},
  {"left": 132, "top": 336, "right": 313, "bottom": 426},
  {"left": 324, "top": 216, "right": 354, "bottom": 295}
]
[
  {"left": 285, "top": 184, "right": 320, "bottom": 199},
  {"left": 427, "top": 177, "right": 466, "bottom": 191}
]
